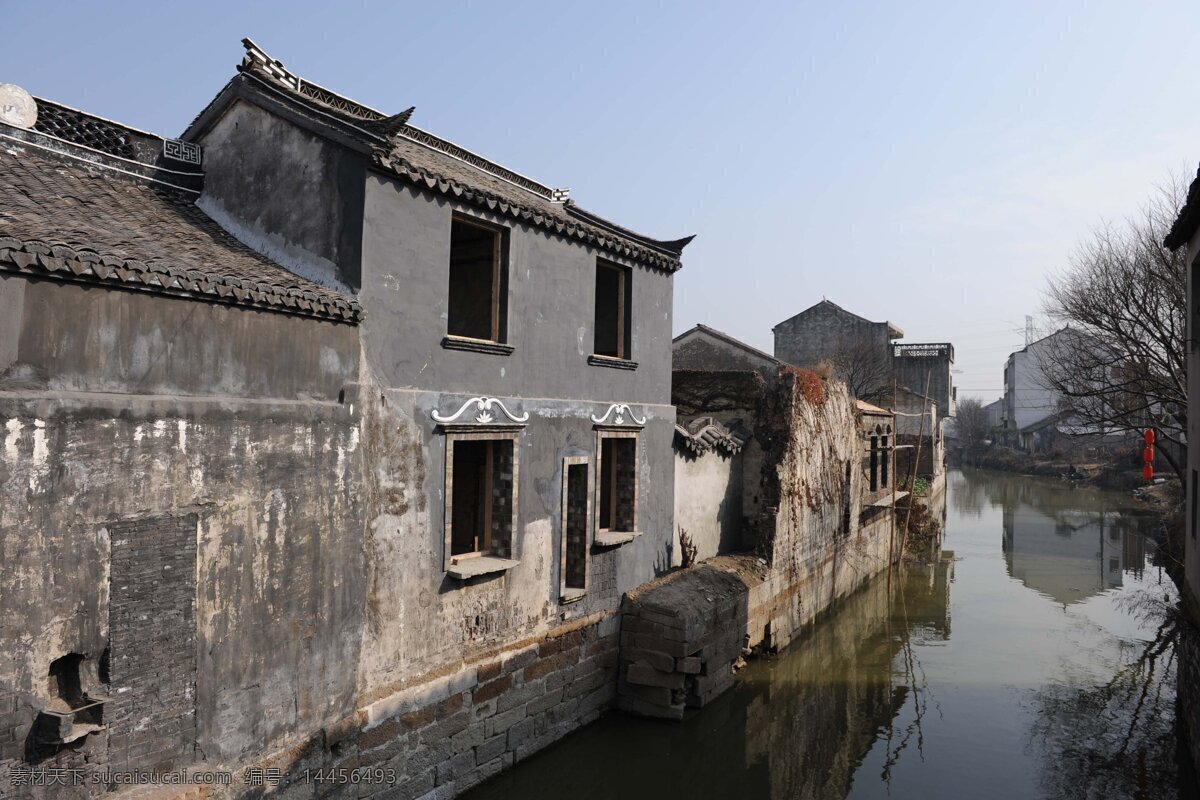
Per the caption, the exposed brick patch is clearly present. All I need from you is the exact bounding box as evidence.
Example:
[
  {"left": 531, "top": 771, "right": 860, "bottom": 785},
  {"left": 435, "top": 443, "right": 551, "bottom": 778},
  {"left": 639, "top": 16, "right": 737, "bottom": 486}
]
[{"left": 106, "top": 514, "right": 198, "bottom": 772}]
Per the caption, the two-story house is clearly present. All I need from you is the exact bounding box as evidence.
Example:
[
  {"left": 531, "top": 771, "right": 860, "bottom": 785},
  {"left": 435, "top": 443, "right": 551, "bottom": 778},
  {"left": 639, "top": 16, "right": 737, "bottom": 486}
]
[{"left": 0, "top": 38, "right": 690, "bottom": 798}]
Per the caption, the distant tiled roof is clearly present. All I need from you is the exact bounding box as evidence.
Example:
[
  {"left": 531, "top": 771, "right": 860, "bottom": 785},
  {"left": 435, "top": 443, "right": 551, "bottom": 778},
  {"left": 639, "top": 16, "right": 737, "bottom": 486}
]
[
  {"left": 674, "top": 417, "right": 750, "bottom": 456},
  {"left": 0, "top": 113, "right": 362, "bottom": 323},
  {"left": 672, "top": 323, "right": 781, "bottom": 367},
  {"left": 773, "top": 299, "right": 903, "bottom": 338},
  {"left": 1166, "top": 163, "right": 1200, "bottom": 250},
  {"left": 855, "top": 399, "right": 891, "bottom": 415},
  {"left": 187, "top": 39, "right": 691, "bottom": 273}
]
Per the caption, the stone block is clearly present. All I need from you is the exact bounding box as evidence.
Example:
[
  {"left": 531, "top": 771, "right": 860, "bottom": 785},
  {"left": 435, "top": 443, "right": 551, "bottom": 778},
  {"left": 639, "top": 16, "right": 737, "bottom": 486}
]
[
  {"left": 435, "top": 749, "right": 475, "bottom": 785},
  {"left": 565, "top": 669, "right": 607, "bottom": 700},
  {"left": 621, "top": 647, "right": 675, "bottom": 673},
  {"left": 621, "top": 632, "right": 690, "bottom": 657},
  {"left": 524, "top": 649, "right": 578, "bottom": 682},
  {"left": 676, "top": 656, "right": 702, "bottom": 674},
  {"left": 471, "top": 674, "right": 512, "bottom": 705},
  {"left": 500, "top": 647, "right": 538, "bottom": 675},
  {"left": 484, "top": 705, "right": 526, "bottom": 737},
  {"left": 450, "top": 722, "right": 486, "bottom": 755},
  {"left": 497, "top": 679, "right": 544, "bottom": 713},
  {"left": 457, "top": 752, "right": 513, "bottom": 794},
  {"left": 620, "top": 682, "right": 672, "bottom": 706},
  {"left": 420, "top": 709, "right": 469, "bottom": 742},
  {"left": 626, "top": 663, "right": 685, "bottom": 689},
  {"left": 618, "top": 695, "right": 685, "bottom": 721},
  {"left": 526, "top": 687, "right": 564, "bottom": 716},
  {"left": 475, "top": 732, "right": 507, "bottom": 764},
  {"left": 476, "top": 660, "right": 502, "bottom": 683},
  {"left": 414, "top": 785, "right": 457, "bottom": 800},
  {"left": 539, "top": 629, "right": 584, "bottom": 657},
  {"left": 471, "top": 698, "right": 497, "bottom": 721},
  {"left": 506, "top": 717, "right": 536, "bottom": 751},
  {"left": 399, "top": 767, "right": 436, "bottom": 800}
]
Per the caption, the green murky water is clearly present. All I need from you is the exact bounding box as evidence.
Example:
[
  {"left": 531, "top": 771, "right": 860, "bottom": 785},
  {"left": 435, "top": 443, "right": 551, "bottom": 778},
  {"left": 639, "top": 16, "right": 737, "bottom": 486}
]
[{"left": 466, "top": 469, "right": 1193, "bottom": 800}]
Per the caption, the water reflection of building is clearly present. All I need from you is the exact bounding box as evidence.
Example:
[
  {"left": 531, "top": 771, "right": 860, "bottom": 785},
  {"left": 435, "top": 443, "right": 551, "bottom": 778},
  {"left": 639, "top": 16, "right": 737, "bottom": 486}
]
[
  {"left": 463, "top": 560, "right": 953, "bottom": 800},
  {"left": 743, "top": 560, "right": 953, "bottom": 800},
  {"left": 958, "top": 470, "right": 1149, "bottom": 604}
]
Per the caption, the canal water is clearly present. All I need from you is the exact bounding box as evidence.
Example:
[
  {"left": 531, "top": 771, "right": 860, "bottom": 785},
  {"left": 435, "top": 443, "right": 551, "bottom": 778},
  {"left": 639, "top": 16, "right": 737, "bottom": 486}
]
[{"left": 465, "top": 469, "right": 1191, "bottom": 800}]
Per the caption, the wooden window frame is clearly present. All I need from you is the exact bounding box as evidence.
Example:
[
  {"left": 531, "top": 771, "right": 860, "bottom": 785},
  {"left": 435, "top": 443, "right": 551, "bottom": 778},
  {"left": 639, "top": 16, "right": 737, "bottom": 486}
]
[
  {"left": 442, "top": 427, "right": 521, "bottom": 572},
  {"left": 592, "top": 260, "right": 633, "bottom": 362},
  {"left": 446, "top": 213, "right": 509, "bottom": 347},
  {"left": 559, "top": 456, "right": 593, "bottom": 602},
  {"left": 593, "top": 427, "right": 641, "bottom": 547}
]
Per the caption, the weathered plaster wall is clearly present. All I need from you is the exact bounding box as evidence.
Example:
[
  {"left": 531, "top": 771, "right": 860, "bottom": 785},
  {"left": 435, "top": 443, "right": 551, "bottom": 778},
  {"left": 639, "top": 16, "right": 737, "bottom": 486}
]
[
  {"left": 196, "top": 100, "right": 367, "bottom": 291},
  {"left": 673, "top": 370, "right": 769, "bottom": 541},
  {"left": 0, "top": 278, "right": 364, "bottom": 795},
  {"left": 673, "top": 448, "right": 743, "bottom": 565},
  {"left": 354, "top": 389, "right": 675, "bottom": 701},
  {"left": 750, "top": 373, "right": 895, "bottom": 650},
  {"left": 0, "top": 275, "right": 356, "bottom": 399},
  {"left": 353, "top": 171, "right": 678, "bottom": 703},
  {"left": 359, "top": 175, "right": 674, "bottom": 405}
]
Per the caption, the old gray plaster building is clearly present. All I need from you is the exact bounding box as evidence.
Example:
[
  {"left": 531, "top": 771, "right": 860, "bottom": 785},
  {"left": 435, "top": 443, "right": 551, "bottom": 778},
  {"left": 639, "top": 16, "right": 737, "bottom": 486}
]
[
  {"left": 0, "top": 38, "right": 692, "bottom": 798},
  {"left": 772, "top": 299, "right": 957, "bottom": 416}
]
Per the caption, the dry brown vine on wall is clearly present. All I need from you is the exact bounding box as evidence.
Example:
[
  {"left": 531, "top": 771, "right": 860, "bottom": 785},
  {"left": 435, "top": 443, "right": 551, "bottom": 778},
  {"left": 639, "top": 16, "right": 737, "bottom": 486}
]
[{"left": 781, "top": 365, "right": 826, "bottom": 406}]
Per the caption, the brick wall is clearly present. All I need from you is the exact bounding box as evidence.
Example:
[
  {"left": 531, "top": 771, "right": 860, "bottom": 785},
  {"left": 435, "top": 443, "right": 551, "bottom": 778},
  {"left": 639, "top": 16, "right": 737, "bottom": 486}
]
[
  {"left": 564, "top": 465, "right": 588, "bottom": 589},
  {"left": 245, "top": 614, "right": 622, "bottom": 799},
  {"left": 490, "top": 443, "right": 515, "bottom": 558},
  {"left": 106, "top": 514, "right": 198, "bottom": 772},
  {"left": 615, "top": 439, "right": 637, "bottom": 532}
]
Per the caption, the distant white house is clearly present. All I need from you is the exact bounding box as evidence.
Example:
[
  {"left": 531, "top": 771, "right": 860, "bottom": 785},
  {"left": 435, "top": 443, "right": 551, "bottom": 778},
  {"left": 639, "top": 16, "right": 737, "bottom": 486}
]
[{"left": 1002, "top": 330, "right": 1069, "bottom": 443}]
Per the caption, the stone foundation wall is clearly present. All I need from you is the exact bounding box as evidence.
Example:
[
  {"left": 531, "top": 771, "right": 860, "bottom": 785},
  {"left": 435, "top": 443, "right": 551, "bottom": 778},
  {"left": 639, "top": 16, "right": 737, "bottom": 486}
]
[
  {"left": 197, "top": 613, "right": 621, "bottom": 799},
  {"left": 617, "top": 568, "right": 747, "bottom": 719}
]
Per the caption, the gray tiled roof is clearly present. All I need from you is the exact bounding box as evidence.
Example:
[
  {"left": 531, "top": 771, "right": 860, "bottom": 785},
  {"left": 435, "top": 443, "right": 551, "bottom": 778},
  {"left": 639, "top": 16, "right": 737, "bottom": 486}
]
[
  {"left": 0, "top": 129, "right": 362, "bottom": 323},
  {"left": 222, "top": 39, "right": 690, "bottom": 272},
  {"left": 674, "top": 417, "right": 750, "bottom": 456}
]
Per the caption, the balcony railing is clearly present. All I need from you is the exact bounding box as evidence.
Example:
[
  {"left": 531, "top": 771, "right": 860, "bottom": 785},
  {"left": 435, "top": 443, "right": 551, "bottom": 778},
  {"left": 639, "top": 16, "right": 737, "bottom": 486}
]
[{"left": 893, "top": 343, "right": 954, "bottom": 360}]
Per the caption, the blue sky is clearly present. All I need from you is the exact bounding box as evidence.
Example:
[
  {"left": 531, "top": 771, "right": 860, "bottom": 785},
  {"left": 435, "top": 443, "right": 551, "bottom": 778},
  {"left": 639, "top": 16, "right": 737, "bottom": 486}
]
[{"left": 5, "top": 1, "right": 1199, "bottom": 400}]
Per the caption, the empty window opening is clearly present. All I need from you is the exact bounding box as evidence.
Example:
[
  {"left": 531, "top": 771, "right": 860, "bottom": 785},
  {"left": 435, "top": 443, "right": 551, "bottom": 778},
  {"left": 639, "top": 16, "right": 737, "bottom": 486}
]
[
  {"left": 881, "top": 435, "right": 889, "bottom": 488},
  {"left": 450, "top": 439, "right": 515, "bottom": 559},
  {"left": 564, "top": 463, "right": 589, "bottom": 590},
  {"left": 599, "top": 437, "right": 637, "bottom": 532},
  {"left": 594, "top": 261, "right": 632, "bottom": 359},
  {"left": 447, "top": 216, "right": 507, "bottom": 342},
  {"left": 841, "top": 460, "right": 852, "bottom": 536},
  {"left": 26, "top": 654, "right": 105, "bottom": 763},
  {"left": 869, "top": 435, "right": 879, "bottom": 492}
]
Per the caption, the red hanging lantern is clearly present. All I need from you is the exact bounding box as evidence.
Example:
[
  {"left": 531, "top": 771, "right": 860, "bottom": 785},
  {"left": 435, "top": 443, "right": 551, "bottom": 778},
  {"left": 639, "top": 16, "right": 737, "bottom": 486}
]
[
  {"left": 1143, "top": 446, "right": 1155, "bottom": 463},
  {"left": 1145, "top": 429, "right": 1156, "bottom": 445},
  {"left": 1143, "top": 463, "right": 1154, "bottom": 481}
]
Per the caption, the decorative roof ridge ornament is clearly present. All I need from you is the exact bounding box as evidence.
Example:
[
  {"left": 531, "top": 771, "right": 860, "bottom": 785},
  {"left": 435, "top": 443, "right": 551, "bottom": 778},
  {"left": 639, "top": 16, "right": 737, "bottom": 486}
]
[
  {"left": 379, "top": 107, "right": 416, "bottom": 137},
  {"left": 240, "top": 38, "right": 409, "bottom": 131},
  {"left": 241, "top": 38, "right": 300, "bottom": 91},
  {"left": 590, "top": 403, "right": 646, "bottom": 426},
  {"left": 432, "top": 396, "right": 529, "bottom": 425}
]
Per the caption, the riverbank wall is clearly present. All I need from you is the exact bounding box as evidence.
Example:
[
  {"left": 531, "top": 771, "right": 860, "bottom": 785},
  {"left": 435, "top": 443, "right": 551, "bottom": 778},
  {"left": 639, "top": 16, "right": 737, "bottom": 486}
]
[{"left": 618, "top": 371, "right": 898, "bottom": 719}]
